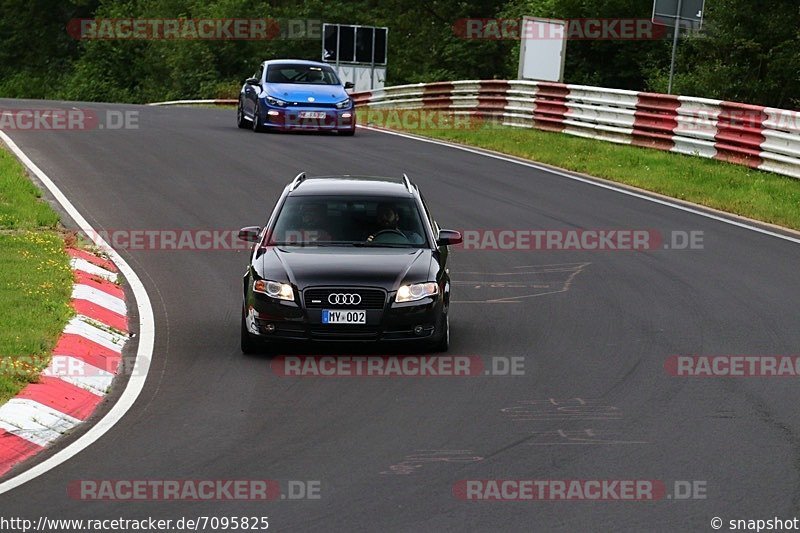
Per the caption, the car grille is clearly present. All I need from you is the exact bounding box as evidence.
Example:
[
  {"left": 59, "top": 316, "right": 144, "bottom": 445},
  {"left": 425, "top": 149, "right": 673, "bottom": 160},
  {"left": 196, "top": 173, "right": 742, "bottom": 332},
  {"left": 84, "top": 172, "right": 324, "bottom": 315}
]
[
  {"left": 286, "top": 102, "right": 338, "bottom": 109},
  {"left": 303, "top": 288, "right": 386, "bottom": 309},
  {"left": 309, "top": 325, "right": 380, "bottom": 340}
]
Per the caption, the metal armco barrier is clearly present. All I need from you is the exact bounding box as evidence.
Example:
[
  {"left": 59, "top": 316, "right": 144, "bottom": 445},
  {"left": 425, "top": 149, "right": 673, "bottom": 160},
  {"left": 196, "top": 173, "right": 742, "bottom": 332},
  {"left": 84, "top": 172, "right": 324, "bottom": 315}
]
[
  {"left": 352, "top": 81, "right": 800, "bottom": 179},
  {"left": 147, "top": 99, "right": 237, "bottom": 106}
]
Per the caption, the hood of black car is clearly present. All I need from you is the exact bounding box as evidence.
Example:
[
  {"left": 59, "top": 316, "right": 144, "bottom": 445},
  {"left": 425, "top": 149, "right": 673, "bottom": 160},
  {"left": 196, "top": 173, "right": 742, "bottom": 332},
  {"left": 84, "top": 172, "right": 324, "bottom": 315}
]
[{"left": 255, "top": 246, "right": 433, "bottom": 290}]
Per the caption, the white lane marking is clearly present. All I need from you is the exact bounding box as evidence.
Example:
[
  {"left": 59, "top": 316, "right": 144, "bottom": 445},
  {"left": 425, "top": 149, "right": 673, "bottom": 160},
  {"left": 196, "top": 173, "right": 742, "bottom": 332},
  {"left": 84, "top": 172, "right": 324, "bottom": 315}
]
[
  {"left": 42, "top": 356, "right": 113, "bottom": 396},
  {"left": 0, "top": 131, "right": 155, "bottom": 495},
  {"left": 0, "top": 400, "right": 82, "bottom": 447},
  {"left": 70, "top": 257, "right": 118, "bottom": 282},
  {"left": 358, "top": 125, "right": 800, "bottom": 246},
  {"left": 72, "top": 284, "right": 126, "bottom": 315},
  {"left": 64, "top": 316, "right": 126, "bottom": 353}
]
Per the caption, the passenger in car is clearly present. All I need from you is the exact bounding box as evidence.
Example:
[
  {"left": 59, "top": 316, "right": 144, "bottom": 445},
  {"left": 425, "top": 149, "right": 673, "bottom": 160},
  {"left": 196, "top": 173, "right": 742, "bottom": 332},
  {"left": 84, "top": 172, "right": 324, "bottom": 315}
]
[{"left": 293, "top": 203, "right": 332, "bottom": 242}]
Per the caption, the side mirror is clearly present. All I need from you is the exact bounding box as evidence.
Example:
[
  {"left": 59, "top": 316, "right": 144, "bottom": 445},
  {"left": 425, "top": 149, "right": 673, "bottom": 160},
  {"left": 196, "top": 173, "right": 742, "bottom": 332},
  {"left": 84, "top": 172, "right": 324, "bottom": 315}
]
[
  {"left": 245, "top": 77, "right": 260, "bottom": 86},
  {"left": 238, "top": 226, "right": 262, "bottom": 243},
  {"left": 436, "top": 229, "right": 463, "bottom": 246},
  {"left": 344, "top": 81, "right": 355, "bottom": 89}
]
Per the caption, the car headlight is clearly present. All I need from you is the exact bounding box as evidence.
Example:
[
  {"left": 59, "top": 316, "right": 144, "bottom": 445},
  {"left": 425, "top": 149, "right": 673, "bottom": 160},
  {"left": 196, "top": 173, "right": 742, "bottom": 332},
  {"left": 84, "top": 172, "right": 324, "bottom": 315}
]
[
  {"left": 395, "top": 282, "right": 439, "bottom": 303},
  {"left": 266, "top": 96, "right": 288, "bottom": 107},
  {"left": 253, "top": 279, "right": 294, "bottom": 301},
  {"left": 335, "top": 98, "right": 351, "bottom": 109}
]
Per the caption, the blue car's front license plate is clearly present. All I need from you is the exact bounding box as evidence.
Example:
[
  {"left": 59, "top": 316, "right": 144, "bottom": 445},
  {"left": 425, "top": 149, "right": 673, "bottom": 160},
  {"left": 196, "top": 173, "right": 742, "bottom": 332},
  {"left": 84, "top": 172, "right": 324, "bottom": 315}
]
[{"left": 300, "top": 111, "right": 327, "bottom": 119}]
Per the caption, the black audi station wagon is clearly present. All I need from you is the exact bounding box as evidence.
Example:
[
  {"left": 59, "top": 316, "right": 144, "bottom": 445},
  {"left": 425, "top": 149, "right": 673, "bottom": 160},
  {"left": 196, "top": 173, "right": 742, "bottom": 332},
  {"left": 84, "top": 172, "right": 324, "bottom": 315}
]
[{"left": 238, "top": 173, "right": 462, "bottom": 353}]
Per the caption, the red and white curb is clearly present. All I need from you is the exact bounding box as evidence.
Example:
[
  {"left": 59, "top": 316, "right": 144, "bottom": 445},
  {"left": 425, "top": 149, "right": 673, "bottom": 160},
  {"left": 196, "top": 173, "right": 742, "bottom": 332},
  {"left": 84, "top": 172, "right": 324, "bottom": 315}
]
[
  {"left": 0, "top": 247, "right": 128, "bottom": 476},
  {"left": 0, "top": 129, "right": 151, "bottom": 497}
]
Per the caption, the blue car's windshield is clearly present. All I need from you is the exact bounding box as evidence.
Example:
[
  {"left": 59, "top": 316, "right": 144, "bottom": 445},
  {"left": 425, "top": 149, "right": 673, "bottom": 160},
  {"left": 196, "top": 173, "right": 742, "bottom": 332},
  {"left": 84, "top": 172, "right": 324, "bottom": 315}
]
[{"left": 266, "top": 64, "right": 340, "bottom": 85}]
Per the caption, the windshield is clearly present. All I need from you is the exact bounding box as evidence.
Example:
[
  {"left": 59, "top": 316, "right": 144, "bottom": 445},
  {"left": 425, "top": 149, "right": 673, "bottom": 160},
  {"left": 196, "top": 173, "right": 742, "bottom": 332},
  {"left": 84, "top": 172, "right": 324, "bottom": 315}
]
[
  {"left": 269, "top": 196, "right": 429, "bottom": 248},
  {"left": 266, "top": 64, "right": 340, "bottom": 85}
]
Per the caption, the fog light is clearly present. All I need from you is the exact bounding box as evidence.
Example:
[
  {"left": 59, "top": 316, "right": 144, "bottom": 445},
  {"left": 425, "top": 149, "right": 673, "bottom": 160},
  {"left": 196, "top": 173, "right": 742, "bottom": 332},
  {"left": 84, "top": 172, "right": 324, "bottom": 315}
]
[
  {"left": 414, "top": 325, "right": 424, "bottom": 335},
  {"left": 267, "top": 110, "right": 280, "bottom": 116},
  {"left": 341, "top": 113, "right": 352, "bottom": 118},
  {"left": 264, "top": 323, "right": 276, "bottom": 333}
]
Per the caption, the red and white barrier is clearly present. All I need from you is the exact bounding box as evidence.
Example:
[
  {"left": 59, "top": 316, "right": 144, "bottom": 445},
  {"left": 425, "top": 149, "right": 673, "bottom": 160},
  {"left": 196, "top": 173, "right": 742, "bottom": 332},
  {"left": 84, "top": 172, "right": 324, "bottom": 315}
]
[
  {"left": 0, "top": 247, "right": 129, "bottom": 476},
  {"left": 353, "top": 81, "right": 800, "bottom": 179}
]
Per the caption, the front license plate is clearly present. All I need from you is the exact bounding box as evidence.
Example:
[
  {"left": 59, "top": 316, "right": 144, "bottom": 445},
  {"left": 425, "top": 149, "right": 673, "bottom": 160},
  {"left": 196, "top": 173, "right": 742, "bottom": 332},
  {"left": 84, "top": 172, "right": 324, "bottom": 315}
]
[
  {"left": 300, "top": 111, "right": 327, "bottom": 119},
  {"left": 322, "top": 309, "right": 366, "bottom": 324}
]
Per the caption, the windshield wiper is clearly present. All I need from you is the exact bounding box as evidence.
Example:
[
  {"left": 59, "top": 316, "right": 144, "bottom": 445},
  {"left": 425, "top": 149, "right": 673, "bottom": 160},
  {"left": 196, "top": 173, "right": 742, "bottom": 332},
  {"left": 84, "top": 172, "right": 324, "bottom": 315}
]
[
  {"left": 271, "top": 241, "right": 419, "bottom": 248},
  {"left": 270, "top": 241, "right": 361, "bottom": 247},
  {"left": 358, "top": 243, "right": 419, "bottom": 248}
]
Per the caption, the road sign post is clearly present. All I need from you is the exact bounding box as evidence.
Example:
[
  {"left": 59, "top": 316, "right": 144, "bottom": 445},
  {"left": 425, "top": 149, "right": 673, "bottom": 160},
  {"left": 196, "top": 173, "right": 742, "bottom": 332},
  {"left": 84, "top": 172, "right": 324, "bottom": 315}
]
[
  {"left": 667, "top": 0, "right": 683, "bottom": 94},
  {"left": 652, "top": 0, "right": 705, "bottom": 94}
]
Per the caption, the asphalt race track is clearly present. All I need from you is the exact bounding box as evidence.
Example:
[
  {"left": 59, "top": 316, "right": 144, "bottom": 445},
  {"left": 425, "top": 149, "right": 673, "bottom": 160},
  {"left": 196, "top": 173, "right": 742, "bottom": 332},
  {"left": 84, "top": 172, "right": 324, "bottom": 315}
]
[{"left": 2, "top": 100, "right": 800, "bottom": 532}]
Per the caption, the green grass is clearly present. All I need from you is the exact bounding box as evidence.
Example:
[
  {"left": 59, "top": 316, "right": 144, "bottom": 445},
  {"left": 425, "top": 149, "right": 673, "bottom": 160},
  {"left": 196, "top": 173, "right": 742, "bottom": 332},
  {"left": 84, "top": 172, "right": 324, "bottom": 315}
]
[
  {"left": 0, "top": 148, "right": 73, "bottom": 404},
  {"left": 0, "top": 149, "right": 60, "bottom": 230},
  {"left": 361, "top": 113, "right": 800, "bottom": 231}
]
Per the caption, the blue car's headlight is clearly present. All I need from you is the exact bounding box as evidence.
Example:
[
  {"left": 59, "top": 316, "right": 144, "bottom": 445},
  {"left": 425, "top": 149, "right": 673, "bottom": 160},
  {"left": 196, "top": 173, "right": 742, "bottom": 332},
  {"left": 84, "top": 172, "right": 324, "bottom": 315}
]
[
  {"left": 266, "top": 96, "right": 288, "bottom": 107},
  {"left": 335, "top": 98, "right": 352, "bottom": 109}
]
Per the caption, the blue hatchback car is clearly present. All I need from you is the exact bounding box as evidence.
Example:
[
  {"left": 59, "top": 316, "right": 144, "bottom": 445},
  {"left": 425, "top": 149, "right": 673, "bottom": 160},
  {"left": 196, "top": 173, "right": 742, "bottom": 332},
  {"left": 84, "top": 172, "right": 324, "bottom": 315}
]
[{"left": 237, "top": 59, "right": 356, "bottom": 135}]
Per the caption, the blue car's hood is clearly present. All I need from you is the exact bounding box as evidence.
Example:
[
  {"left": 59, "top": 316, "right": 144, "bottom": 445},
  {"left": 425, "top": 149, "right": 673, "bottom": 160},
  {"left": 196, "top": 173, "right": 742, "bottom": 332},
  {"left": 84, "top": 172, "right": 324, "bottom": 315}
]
[{"left": 264, "top": 83, "right": 347, "bottom": 104}]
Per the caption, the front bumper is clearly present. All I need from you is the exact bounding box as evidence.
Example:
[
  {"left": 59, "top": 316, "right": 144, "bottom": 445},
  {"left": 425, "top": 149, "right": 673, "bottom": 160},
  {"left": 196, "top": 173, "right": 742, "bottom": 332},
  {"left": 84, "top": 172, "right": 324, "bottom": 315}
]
[
  {"left": 245, "top": 288, "right": 443, "bottom": 343},
  {"left": 257, "top": 103, "right": 355, "bottom": 132}
]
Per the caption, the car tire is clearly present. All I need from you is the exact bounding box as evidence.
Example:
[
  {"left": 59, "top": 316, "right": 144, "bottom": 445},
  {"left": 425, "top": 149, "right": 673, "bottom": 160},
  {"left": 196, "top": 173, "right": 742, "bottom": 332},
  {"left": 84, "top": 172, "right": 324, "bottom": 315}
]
[
  {"left": 237, "top": 99, "right": 251, "bottom": 129},
  {"left": 252, "top": 102, "right": 266, "bottom": 133},
  {"left": 430, "top": 312, "right": 450, "bottom": 353}
]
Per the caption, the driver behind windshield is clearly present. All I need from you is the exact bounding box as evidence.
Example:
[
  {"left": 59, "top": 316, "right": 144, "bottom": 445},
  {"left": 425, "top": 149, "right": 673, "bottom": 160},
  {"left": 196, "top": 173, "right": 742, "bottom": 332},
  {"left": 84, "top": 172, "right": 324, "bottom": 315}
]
[{"left": 367, "top": 203, "right": 423, "bottom": 244}]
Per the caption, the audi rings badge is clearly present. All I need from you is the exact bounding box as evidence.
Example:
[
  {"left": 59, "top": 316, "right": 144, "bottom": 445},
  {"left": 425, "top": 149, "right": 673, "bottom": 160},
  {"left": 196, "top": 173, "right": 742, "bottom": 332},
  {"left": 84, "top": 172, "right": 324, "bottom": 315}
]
[{"left": 328, "top": 293, "right": 362, "bottom": 305}]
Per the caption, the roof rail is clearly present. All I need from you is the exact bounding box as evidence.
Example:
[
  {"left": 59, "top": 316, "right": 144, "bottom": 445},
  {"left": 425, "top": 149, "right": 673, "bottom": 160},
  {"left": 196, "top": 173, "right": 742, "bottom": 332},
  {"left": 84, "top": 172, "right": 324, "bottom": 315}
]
[
  {"left": 402, "top": 173, "right": 414, "bottom": 193},
  {"left": 289, "top": 172, "right": 307, "bottom": 191}
]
